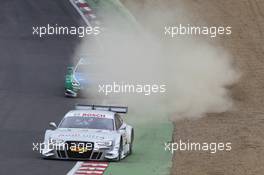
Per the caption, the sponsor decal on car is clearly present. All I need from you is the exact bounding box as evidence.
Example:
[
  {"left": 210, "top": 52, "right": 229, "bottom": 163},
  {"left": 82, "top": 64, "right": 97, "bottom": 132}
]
[
  {"left": 58, "top": 133, "right": 105, "bottom": 140},
  {"left": 82, "top": 113, "right": 106, "bottom": 118}
]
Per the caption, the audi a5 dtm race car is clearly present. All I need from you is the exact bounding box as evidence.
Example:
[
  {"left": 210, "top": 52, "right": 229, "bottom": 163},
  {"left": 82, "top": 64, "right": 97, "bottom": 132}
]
[{"left": 41, "top": 105, "right": 134, "bottom": 161}]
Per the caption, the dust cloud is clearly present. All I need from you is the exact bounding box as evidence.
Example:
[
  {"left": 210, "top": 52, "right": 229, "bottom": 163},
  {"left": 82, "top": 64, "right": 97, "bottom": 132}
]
[{"left": 73, "top": 1, "right": 239, "bottom": 121}]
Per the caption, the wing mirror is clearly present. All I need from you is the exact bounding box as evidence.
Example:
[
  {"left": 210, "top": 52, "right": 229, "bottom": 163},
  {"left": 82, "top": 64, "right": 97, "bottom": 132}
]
[
  {"left": 49, "top": 122, "right": 57, "bottom": 129},
  {"left": 119, "top": 125, "right": 126, "bottom": 130}
]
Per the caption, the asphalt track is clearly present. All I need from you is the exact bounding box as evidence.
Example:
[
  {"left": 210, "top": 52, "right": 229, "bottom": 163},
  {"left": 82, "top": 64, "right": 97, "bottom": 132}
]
[{"left": 0, "top": 0, "right": 83, "bottom": 174}]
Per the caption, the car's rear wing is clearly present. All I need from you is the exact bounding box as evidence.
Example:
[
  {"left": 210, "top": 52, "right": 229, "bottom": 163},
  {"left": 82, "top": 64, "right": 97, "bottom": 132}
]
[{"left": 75, "top": 104, "right": 128, "bottom": 114}]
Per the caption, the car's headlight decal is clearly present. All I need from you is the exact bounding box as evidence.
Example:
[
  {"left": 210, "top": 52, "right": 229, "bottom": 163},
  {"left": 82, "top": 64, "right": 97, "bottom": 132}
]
[{"left": 96, "top": 140, "right": 113, "bottom": 147}]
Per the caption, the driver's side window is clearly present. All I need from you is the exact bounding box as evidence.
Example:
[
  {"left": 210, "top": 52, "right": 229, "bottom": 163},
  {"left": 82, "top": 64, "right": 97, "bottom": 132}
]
[{"left": 115, "top": 114, "right": 123, "bottom": 130}]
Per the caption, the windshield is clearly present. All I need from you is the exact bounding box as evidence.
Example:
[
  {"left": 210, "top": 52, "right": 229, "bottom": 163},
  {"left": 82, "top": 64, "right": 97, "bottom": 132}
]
[{"left": 59, "top": 116, "right": 114, "bottom": 130}]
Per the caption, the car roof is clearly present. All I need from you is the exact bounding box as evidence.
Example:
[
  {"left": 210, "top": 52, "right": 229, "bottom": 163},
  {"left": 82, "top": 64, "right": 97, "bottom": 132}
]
[{"left": 64, "top": 110, "right": 115, "bottom": 119}]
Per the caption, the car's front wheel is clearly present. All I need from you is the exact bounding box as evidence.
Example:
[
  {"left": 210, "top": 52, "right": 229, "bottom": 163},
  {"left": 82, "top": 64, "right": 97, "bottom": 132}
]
[
  {"left": 128, "top": 129, "right": 134, "bottom": 155},
  {"left": 115, "top": 138, "right": 123, "bottom": 162}
]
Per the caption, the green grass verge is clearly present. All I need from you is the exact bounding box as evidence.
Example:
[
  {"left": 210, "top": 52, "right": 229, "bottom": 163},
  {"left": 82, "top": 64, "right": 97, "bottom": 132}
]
[{"left": 105, "top": 120, "right": 173, "bottom": 175}]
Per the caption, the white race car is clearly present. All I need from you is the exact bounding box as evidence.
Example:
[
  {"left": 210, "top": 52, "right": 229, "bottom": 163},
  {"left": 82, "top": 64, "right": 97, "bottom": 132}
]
[{"left": 41, "top": 105, "right": 134, "bottom": 161}]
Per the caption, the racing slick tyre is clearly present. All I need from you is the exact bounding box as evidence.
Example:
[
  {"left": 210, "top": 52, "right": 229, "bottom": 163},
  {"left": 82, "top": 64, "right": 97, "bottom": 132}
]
[
  {"left": 114, "top": 138, "right": 123, "bottom": 162},
  {"left": 128, "top": 129, "right": 134, "bottom": 155}
]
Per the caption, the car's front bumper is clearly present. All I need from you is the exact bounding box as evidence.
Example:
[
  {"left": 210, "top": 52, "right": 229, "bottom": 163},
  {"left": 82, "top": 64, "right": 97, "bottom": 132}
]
[
  {"left": 41, "top": 142, "right": 119, "bottom": 161},
  {"left": 64, "top": 89, "right": 78, "bottom": 97}
]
